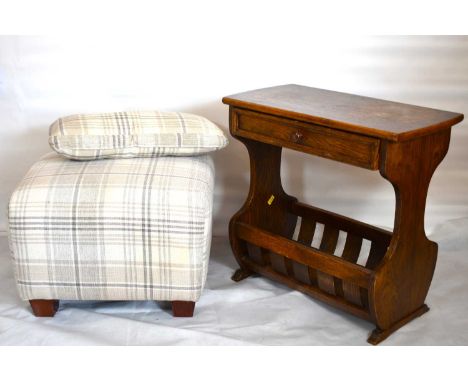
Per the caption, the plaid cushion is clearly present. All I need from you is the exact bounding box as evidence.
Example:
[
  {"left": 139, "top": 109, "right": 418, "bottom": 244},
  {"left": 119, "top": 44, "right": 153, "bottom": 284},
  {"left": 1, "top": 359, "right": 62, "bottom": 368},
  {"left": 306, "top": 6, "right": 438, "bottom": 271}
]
[
  {"left": 49, "top": 111, "right": 228, "bottom": 160},
  {"left": 8, "top": 153, "right": 214, "bottom": 302}
]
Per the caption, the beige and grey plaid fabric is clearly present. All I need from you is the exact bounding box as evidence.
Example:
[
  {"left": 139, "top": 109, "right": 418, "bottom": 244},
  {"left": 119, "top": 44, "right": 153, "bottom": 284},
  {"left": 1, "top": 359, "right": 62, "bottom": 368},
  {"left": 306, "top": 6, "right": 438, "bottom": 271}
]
[
  {"left": 49, "top": 111, "right": 228, "bottom": 160},
  {"left": 8, "top": 152, "right": 214, "bottom": 302}
]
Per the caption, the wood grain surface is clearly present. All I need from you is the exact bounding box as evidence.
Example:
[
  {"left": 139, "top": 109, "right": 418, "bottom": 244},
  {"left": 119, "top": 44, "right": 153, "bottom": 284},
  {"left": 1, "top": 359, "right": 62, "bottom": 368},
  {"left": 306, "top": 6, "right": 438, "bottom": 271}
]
[{"left": 223, "top": 84, "right": 463, "bottom": 141}]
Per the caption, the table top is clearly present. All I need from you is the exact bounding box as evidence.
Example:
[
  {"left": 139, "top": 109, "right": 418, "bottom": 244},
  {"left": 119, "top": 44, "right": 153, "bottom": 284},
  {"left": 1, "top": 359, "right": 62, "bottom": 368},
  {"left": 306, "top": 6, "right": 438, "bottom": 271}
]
[{"left": 222, "top": 84, "right": 464, "bottom": 142}]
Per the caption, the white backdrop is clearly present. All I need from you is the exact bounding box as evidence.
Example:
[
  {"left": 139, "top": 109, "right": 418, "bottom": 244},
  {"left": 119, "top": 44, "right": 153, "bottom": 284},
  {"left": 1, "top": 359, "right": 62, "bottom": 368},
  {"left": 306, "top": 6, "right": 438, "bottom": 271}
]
[{"left": 0, "top": 36, "right": 467, "bottom": 237}]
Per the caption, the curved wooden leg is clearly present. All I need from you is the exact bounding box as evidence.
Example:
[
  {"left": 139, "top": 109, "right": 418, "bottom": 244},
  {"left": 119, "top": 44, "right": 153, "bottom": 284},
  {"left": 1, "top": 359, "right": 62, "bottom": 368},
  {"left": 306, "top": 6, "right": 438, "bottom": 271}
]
[
  {"left": 228, "top": 136, "right": 297, "bottom": 278},
  {"left": 369, "top": 129, "right": 451, "bottom": 339},
  {"left": 232, "top": 268, "right": 254, "bottom": 282},
  {"left": 368, "top": 304, "right": 429, "bottom": 345},
  {"left": 171, "top": 301, "right": 195, "bottom": 317},
  {"left": 29, "top": 299, "right": 59, "bottom": 317}
]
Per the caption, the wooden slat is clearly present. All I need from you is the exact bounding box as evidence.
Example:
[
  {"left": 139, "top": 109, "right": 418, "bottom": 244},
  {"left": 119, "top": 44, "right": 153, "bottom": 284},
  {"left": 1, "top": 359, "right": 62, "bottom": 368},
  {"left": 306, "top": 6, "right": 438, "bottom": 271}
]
[
  {"left": 292, "top": 262, "right": 310, "bottom": 285},
  {"left": 341, "top": 234, "right": 363, "bottom": 262},
  {"left": 284, "top": 258, "right": 295, "bottom": 277},
  {"left": 246, "top": 243, "right": 263, "bottom": 265},
  {"left": 291, "top": 202, "right": 392, "bottom": 245},
  {"left": 365, "top": 241, "right": 389, "bottom": 270},
  {"left": 241, "top": 255, "right": 371, "bottom": 321},
  {"left": 317, "top": 226, "right": 340, "bottom": 295},
  {"left": 343, "top": 283, "right": 362, "bottom": 306},
  {"left": 236, "top": 222, "right": 373, "bottom": 288},
  {"left": 297, "top": 217, "right": 317, "bottom": 285},
  {"left": 283, "top": 213, "right": 299, "bottom": 277},
  {"left": 297, "top": 218, "right": 316, "bottom": 245},
  {"left": 260, "top": 247, "right": 271, "bottom": 266},
  {"left": 270, "top": 252, "right": 287, "bottom": 275},
  {"left": 340, "top": 234, "right": 364, "bottom": 305},
  {"left": 308, "top": 265, "right": 318, "bottom": 286},
  {"left": 319, "top": 226, "right": 339, "bottom": 252}
]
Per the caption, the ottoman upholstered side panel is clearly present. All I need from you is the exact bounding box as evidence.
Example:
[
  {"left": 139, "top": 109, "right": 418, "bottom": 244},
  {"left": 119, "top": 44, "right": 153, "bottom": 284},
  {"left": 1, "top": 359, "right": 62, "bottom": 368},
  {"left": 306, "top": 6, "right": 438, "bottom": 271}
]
[{"left": 8, "top": 153, "right": 214, "bottom": 303}]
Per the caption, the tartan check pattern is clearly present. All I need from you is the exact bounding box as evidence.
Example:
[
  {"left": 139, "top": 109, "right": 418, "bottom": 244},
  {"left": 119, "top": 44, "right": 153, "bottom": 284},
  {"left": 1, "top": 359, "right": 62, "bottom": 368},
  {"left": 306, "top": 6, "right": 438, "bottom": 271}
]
[
  {"left": 8, "top": 152, "right": 214, "bottom": 302},
  {"left": 49, "top": 110, "right": 228, "bottom": 160}
]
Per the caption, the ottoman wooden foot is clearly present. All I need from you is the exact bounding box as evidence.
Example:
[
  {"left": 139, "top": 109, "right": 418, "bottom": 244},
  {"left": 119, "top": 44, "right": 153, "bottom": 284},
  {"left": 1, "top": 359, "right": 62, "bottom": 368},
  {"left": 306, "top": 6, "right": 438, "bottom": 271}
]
[
  {"left": 29, "top": 299, "right": 59, "bottom": 317},
  {"left": 171, "top": 301, "right": 195, "bottom": 317}
]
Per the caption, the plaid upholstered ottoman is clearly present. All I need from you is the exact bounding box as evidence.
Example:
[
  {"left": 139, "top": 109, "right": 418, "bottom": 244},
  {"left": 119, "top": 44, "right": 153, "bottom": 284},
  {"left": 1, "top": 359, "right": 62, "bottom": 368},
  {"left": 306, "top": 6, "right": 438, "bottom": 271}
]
[{"left": 8, "top": 152, "right": 215, "bottom": 317}]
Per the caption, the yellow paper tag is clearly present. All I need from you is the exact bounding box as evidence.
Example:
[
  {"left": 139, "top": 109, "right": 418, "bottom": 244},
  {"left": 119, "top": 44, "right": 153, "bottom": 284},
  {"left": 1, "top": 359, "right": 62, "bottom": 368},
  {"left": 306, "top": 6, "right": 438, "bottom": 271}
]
[{"left": 267, "top": 195, "right": 275, "bottom": 205}]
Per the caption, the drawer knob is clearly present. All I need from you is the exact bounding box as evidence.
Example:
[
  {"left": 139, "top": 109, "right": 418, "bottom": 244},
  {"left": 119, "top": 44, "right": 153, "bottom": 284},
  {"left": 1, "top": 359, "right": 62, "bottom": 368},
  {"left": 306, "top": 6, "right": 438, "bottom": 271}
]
[{"left": 291, "top": 131, "right": 304, "bottom": 143}]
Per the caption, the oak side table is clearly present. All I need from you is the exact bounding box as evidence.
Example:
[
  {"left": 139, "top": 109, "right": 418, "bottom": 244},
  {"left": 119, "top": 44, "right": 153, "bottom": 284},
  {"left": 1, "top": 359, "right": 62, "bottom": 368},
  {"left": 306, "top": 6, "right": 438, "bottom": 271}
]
[{"left": 222, "top": 84, "right": 464, "bottom": 344}]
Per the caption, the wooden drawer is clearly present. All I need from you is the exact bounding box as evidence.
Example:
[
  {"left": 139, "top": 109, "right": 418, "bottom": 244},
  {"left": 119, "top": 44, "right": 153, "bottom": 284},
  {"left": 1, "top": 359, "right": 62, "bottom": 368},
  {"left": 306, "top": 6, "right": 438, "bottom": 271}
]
[{"left": 232, "top": 108, "right": 380, "bottom": 169}]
